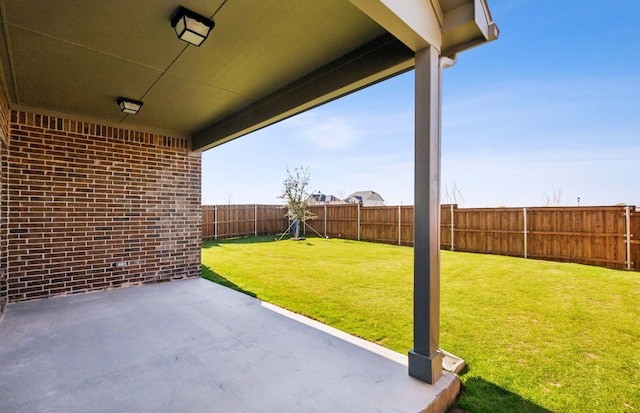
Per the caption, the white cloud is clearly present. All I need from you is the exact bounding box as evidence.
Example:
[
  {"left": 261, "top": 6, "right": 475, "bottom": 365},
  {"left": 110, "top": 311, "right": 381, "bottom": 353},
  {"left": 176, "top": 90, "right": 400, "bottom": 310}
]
[{"left": 287, "top": 112, "right": 362, "bottom": 150}]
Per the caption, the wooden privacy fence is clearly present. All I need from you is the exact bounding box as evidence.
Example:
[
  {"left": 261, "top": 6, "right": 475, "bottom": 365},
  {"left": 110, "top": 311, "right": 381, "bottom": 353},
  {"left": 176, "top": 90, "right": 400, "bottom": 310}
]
[
  {"left": 201, "top": 205, "right": 289, "bottom": 240},
  {"left": 202, "top": 204, "right": 639, "bottom": 271},
  {"left": 440, "top": 205, "right": 638, "bottom": 271}
]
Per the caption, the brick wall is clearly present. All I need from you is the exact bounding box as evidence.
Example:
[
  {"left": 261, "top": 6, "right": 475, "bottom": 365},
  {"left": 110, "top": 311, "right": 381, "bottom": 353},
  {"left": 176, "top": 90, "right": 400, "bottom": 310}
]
[
  {"left": 6, "top": 111, "right": 201, "bottom": 302},
  {"left": 0, "top": 84, "right": 8, "bottom": 312}
]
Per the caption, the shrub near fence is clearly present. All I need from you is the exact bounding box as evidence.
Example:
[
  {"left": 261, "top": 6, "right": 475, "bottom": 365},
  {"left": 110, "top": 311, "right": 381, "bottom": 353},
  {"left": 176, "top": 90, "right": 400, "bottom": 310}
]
[{"left": 201, "top": 204, "right": 639, "bottom": 271}]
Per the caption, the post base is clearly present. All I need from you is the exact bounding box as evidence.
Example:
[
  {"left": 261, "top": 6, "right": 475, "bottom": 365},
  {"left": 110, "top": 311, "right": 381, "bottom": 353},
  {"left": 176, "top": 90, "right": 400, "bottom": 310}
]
[{"left": 408, "top": 349, "right": 443, "bottom": 384}]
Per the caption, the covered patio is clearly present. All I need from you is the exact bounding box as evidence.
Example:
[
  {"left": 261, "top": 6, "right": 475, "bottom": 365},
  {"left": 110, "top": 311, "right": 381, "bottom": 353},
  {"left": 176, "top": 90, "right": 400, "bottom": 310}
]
[
  {"left": 0, "top": 278, "right": 461, "bottom": 412},
  {"left": 0, "top": 0, "right": 497, "bottom": 411}
]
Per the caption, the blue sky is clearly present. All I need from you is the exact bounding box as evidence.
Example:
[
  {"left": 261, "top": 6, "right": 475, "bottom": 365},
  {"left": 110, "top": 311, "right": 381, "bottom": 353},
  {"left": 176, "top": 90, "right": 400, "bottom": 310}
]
[{"left": 202, "top": 0, "right": 640, "bottom": 207}]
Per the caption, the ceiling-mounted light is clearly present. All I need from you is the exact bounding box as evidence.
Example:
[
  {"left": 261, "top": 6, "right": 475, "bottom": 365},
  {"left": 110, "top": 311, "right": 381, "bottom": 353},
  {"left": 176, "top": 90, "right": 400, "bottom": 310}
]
[
  {"left": 171, "top": 6, "right": 215, "bottom": 46},
  {"left": 117, "top": 97, "right": 143, "bottom": 115}
]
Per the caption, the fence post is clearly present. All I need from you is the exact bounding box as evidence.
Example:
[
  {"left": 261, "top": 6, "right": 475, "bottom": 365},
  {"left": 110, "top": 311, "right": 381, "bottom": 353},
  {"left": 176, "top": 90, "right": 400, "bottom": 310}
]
[
  {"left": 214, "top": 205, "right": 218, "bottom": 240},
  {"left": 254, "top": 204, "right": 258, "bottom": 236},
  {"left": 450, "top": 204, "right": 455, "bottom": 251},
  {"left": 398, "top": 204, "right": 402, "bottom": 245},
  {"left": 626, "top": 206, "right": 631, "bottom": 270},
  {"left": 523, "top": 207, "right": 528, "bottom": 258},
  {"left": 324, "top": 204, "right": 327, "bottom": 238},
  {"left": 357, "top": 203, "right": 361, "bottom": 241}
]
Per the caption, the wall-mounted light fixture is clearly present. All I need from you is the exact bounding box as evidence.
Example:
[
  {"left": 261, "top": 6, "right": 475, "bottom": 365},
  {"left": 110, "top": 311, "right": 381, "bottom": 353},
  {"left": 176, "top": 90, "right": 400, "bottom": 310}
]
[
  {"left": 117, "top": 97, "right": 144, "bottom": 115},
  {"left": 171, "top": 6, "right": 215, "bottom": 46}
]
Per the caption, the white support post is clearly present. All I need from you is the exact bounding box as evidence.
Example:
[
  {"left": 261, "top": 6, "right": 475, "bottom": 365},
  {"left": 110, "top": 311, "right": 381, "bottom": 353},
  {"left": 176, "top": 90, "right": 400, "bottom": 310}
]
[
  {"left": 626, "top": 206, "right": 631, "bottom": 270},
  {"left": 214, "top": 205, "right": 218, "bottom": 240},
  {"left": 357, "top": 203, "right": 361, "bottom": 241},
  {"left": 450, "top": 204, "right": 454, "bottom": 251},
  {"left": 523, "top": 207, "right": 528, "bottom": 258}
]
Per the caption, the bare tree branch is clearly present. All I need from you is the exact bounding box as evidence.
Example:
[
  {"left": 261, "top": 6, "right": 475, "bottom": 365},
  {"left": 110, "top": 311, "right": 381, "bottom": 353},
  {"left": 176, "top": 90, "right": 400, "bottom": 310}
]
[
  {"left": 543, "top": 189, "right": 563, "bottom": 206},
  {"left": 442, "top": 180, "right": 464, "bottom": 206}
]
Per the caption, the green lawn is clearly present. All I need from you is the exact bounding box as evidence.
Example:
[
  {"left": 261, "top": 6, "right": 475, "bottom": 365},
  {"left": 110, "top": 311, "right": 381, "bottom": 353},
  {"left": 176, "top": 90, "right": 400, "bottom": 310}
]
[{"left": 201, "top": 236, "right": 640, "bottom": 413}]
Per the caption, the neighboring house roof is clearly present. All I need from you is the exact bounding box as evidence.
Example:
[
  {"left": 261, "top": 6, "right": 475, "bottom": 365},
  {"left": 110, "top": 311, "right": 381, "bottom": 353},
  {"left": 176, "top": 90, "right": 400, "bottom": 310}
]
[
  {"left": 307, "top": 193, "right": 342, "bottom": 204},
  {"left": 345, "top": 190, "right": 384, "bottom": 204}
]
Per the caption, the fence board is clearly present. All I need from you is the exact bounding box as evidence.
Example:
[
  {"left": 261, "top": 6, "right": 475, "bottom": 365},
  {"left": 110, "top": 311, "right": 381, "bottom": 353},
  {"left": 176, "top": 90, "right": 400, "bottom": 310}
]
[
  {"left": 400, "top": 206, "right": 414, "bottom": 246},
  {"left": 256, "top": 205, "right": 288, "bottom": 235},
  {"left": 630, "top": 207, "right": 640, "bottom": 271},
  {"left": 201, "top": 206, "right": 214, "bottom": 239},
  {"left": 360, "top": 206, "right": 399, "bottom": 244},
  {"left": 454, "top": 208, "right": 524, "bottom": 257},
  {"left": 312, "top": 204, "right": 359, "bottom": 240},
  {"left": 527, "top": 207, "right": 627, "bottom": 268},
  {"left": 440, "top": 204, "right": 455, "bottom": 249},
  {"left": 202, "top": 205, "right": 289, "bottom": 240},
  {"left": 201, "top": 204, "right": 639, "bottom": 272}
]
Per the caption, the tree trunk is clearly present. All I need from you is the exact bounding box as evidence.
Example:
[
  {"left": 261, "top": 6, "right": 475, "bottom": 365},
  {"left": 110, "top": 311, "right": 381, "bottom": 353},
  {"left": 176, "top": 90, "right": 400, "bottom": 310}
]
[{"left": 294, "top": 219, "right": 300, "bottom": 239}]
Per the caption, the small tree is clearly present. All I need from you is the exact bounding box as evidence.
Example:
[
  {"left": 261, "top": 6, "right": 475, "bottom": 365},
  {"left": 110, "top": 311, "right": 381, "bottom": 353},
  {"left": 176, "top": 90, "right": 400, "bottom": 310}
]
[{"left": 281, "top": 165, "right": 315, "bottom": 239}]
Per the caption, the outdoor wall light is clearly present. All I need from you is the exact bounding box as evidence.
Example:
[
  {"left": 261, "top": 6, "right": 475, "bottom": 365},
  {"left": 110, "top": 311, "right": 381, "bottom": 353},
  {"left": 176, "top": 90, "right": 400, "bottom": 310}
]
[
  {"left": 117, "top": 97, "right": 143, "bottom": 115},
  {"left": 171, "top": 6, "right": 215, "bottom": 46}
]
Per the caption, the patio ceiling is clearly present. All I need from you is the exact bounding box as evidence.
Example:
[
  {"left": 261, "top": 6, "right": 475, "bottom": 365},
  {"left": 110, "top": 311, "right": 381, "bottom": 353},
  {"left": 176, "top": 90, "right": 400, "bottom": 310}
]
[{"left": 0, "top": 0, "right": 497, "bottom": 151}]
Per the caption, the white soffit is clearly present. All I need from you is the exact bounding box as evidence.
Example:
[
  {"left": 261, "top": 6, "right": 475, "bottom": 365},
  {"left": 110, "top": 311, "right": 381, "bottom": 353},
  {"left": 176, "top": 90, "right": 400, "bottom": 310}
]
[
  {"left": 0, "top": 0, "right": 497, "bottom": 149},
  {"left": 349, "top": 0, "right": 444, "bottom": 52}
]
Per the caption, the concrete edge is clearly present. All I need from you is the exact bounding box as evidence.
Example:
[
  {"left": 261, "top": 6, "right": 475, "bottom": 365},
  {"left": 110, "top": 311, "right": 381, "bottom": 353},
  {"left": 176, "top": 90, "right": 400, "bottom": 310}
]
[
  {"left": 420, "top": 372, "right": 461, "bottom": 413},
  {"left": 261, "top": 300, "right": 462, "bottom": 413},
  {"left": 260, "top": 300, "right": 408, "bottom": 365}
]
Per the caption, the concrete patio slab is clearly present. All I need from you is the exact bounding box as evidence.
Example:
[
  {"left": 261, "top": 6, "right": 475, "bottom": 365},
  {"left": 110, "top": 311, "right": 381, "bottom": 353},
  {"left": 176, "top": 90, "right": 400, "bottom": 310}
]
[{"left": 0, "top": 278, "right": 459, "bottom": 412}]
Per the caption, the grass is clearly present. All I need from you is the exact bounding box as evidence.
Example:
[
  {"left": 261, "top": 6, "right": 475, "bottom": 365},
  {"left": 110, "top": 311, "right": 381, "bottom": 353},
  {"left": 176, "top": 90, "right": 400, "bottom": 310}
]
[{"left": 201, "top": 235, "right": 640, "bottom": 413}]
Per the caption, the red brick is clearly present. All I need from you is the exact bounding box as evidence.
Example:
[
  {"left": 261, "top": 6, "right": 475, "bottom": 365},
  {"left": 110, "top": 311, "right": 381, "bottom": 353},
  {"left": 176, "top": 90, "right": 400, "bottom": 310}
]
[{"left": 3, "top": 105, "right": 201, "bottom": 302}]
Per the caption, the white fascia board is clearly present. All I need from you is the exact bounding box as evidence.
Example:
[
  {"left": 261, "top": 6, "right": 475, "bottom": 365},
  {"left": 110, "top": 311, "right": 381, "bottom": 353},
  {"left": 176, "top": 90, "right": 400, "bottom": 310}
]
[
  {"left": 349, "top": 0, "right": 443, "bottom": 52},
  {"left": 441, "top": 0, "right": 498, "bottom": 56},
  {"left": 443, "top": 0, "right": 495, "bottom": 40},
  {"left": 477, "top": 0, "right": 498, "bottom": 40}
]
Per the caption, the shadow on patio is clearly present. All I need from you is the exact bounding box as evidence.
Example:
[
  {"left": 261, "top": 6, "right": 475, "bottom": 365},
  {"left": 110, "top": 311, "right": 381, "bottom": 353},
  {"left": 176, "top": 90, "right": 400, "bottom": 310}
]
[{"left": 0, "top": 278, "right": 459, "bottom": 412}]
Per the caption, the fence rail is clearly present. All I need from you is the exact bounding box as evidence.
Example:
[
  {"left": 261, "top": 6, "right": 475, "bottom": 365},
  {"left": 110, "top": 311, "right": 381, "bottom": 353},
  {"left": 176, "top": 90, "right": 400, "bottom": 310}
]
[{"left": 202, "top": 204, "right": 639, "bottom": 272}]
